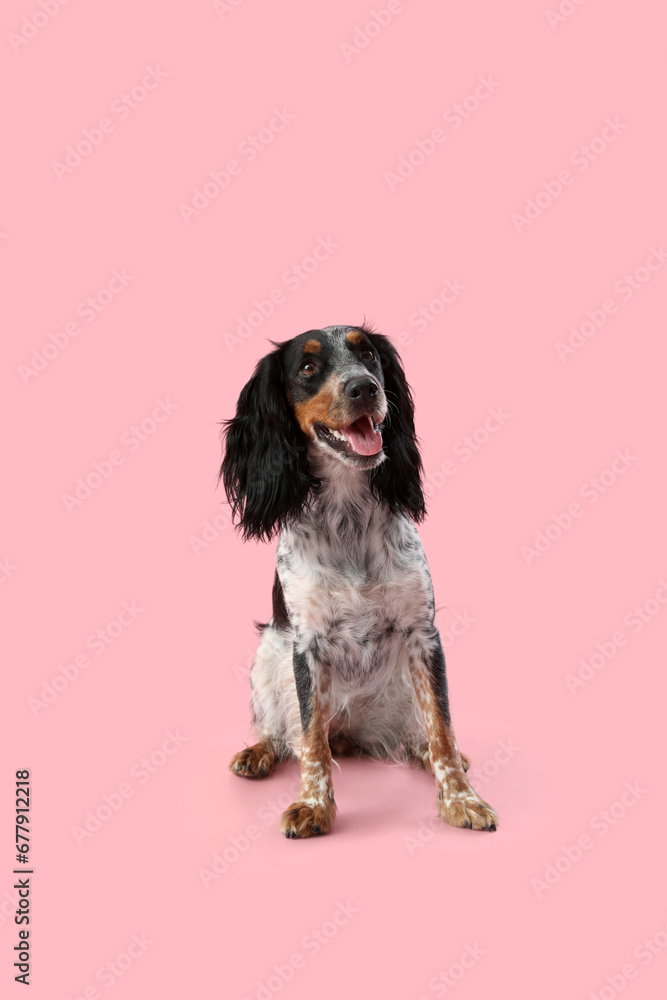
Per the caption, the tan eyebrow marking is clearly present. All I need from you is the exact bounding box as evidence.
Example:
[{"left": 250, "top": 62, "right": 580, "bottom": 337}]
[
  {"left": 304, "top": 339, "right": 321, "bottom": 354},
  {"left": 345, "top": 329, "right": 365, "bottom": 345}
]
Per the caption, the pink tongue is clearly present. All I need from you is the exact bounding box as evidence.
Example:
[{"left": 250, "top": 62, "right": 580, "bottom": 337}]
[{"left": 343, "top": 416, "right": 383, "bottom": 456}]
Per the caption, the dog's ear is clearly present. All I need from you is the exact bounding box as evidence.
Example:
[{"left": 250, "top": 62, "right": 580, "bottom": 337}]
[
  {"left": 220, "top": 347, "right": 319, "bottom": 541},
  {"left": 365, "top": 331, "right": 426, "bottom": 522}
]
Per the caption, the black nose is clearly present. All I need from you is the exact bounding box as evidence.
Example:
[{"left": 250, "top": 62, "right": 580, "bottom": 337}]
[{"left": 344, "top": 377, "right": 379, "bottom": 403}]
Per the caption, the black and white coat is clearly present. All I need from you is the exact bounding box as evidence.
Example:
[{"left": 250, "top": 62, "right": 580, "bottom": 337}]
[{"left": 221, "top": 325, "right": 498, "bottom": 838}]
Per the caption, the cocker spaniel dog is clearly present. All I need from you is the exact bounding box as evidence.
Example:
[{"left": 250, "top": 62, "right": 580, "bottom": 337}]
[{"left": 221, "top": 325, "right": 498, "bottom": 838}]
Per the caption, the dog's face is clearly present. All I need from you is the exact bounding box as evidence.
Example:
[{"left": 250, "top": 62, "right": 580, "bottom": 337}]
[
  {"left": 221, "top": 324, "right": 425, "bottom": 540},
  {"left": 282, "top": 326, "right": 388, "bottom": 471}
]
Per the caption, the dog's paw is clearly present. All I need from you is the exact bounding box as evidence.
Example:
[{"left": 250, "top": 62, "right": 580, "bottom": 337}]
[
  {"left": 280, "top": 800, "right": 336, "bottom": 839},
  {"left": 459, "top": 752, "right": 470, "bottom": 772},
  {"left": 229, "top": 742, "right": 275, "bottom": 779},
  {"left": 437, "top": 786, "right": 498, "bottom": 832}
]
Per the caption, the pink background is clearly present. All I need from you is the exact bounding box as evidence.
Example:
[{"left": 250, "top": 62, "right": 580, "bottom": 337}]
[{"left": 2, "top": 1, "right": 666, "bottom": 997}]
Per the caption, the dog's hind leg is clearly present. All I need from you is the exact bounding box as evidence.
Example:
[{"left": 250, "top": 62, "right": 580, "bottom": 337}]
[
  {"left": 229, "top": 621, "right": 296, "bottom": 778},
  {"left": 230, "top": 737, "right": 278, "bottom": 778}
]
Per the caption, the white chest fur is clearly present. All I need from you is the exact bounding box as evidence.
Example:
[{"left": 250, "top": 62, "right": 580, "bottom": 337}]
[{"left": 275, "top": 459, "right": 435, "bottom": 687}]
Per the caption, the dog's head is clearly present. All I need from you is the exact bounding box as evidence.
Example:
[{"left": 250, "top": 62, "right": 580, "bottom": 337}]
[{"left": 220, "top": 325, "right": 425, "bottom": 540}]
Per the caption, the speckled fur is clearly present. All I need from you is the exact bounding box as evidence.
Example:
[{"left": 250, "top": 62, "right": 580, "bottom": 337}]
[
  {"left": 252, "top": 454, "right": 431, "bottom": 760},
  {"left": 224, "top": 326, "right": 498, "bottom": 837}
]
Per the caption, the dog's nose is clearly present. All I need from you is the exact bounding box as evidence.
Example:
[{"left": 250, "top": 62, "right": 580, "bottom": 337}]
[{"left": 344, "top": 377, "right": 379, "bottom": 403}]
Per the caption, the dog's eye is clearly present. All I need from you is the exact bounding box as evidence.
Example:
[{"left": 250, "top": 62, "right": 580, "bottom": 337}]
[
  {"left": 300, "top": 361, "right": 318, "bottom": 375},
  {"left": 361, "top": 349, "right": 375, "bottom": 362}
]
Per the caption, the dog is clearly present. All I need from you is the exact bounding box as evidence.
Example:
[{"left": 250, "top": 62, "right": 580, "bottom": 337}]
[{"left": 221, "top": 325, "right": 498, "bottom": 838}]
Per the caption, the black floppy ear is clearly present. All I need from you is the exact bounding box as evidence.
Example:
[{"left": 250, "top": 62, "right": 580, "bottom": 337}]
[
  {"left": 365, "top": 331, "right": 426, "bottom": 522},
  {"left": 220, "top": 347, "right": 319, "bottom": 541}
]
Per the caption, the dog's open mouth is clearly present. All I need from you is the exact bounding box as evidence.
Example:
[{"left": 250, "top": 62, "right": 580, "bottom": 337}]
[{"left": 315, "top": 415, "right": 383, "bottom": 457}]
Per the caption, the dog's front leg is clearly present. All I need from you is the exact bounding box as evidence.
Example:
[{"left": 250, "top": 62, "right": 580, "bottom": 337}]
[
  {"left": 409, "top": 632, "right": 498, "bottom": 831},
  {"left": 280, "top": 647, "right": 336, "bottom": 839}
]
